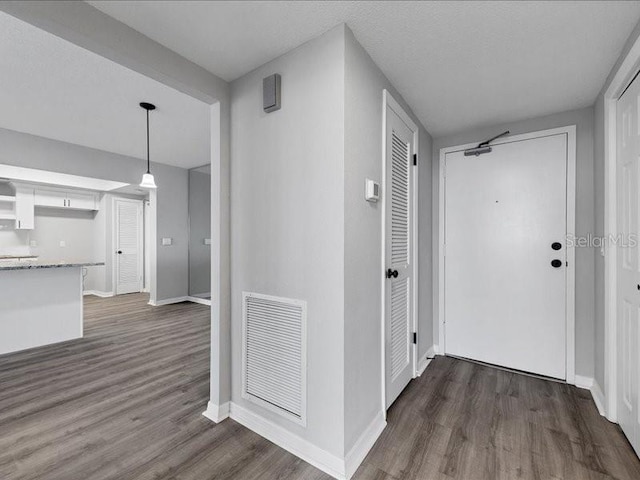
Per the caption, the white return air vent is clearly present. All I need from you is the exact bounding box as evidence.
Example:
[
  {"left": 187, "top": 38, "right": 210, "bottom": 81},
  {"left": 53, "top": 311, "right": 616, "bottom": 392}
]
[{"left": 242, "top": 292, "right": 307, "bottom": 426}]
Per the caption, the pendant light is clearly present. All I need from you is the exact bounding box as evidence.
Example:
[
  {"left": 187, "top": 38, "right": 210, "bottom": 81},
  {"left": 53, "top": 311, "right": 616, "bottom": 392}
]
[{"left": 139, "top": 102, "right": 157, "bottom": 189}]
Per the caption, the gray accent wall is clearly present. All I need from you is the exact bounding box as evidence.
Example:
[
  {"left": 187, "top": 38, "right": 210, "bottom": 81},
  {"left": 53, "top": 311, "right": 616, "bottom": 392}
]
[
  {"left": 344, "top": 26, "right": 433, "bottom": 453},
  {"left": 189, "top": 169, "right": 211, "bottom": 297},
  {"left": 0, "top": 126, "right": 190, "bottom": 302},
  {"left": 231, "top": 24, "right": 346, "bottom": 457},
  {"left": 231, "top": 24, "right": 434, "bottom": 459},
  {"left": 432, "top": 107, "right": 596, "bottom": 379}
]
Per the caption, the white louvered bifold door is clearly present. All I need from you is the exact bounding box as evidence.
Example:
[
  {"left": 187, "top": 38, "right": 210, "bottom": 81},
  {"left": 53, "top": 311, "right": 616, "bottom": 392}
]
[
  {"left": 115, "top": 198, "right": 143, "bottom": 295},
  {"left": 385, "top": 104, "right": 414, "bottom": 409},
  {"left": 242, "top": 292, "right": 307, "bottom": 425}
]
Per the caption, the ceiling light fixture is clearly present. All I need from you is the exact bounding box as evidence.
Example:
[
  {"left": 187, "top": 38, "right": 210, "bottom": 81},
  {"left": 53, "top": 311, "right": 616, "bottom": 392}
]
[{"left": 139, "top": 102, "right": 157, "bottom": 189}]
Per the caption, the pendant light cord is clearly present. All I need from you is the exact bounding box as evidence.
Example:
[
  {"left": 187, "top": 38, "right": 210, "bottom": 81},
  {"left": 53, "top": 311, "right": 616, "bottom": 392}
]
[{"left": 146, "top": 108, "right": 151, "bottom": 174}]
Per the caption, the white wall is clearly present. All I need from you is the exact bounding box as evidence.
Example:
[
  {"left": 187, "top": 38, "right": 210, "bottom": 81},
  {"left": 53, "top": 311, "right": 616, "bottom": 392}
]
[
  {"left": 432, "top": 106, "right": 596, "bottom": 379},
  {"left": 231, "top": 25, "right": 346, "bottom": 457},
  {"left": 343, "top": 27, "right": 433, "bottom": 453}
]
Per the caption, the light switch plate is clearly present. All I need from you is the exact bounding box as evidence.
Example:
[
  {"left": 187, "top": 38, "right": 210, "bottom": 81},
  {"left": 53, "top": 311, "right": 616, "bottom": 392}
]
[
  {"left": 204, "top": 238, "right": 212, "bottom": 245},
  {"left": 59, "top": 240, "right": 66, "bottom": 247},
  {"left": 161, "top": 237, "right": 172, "bottom": 246}
]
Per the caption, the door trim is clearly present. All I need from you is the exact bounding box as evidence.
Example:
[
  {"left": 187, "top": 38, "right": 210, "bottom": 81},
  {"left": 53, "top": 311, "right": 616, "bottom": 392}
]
[
  {"left": 381, "top": 89, "right": 420, "bottom": 417},
  {"left": 437, "top": 125, "right": 577, "bottom": 384},
  {"left": 604, "top": 33, "right": 640, "bottom": 423},
  {"left": 112, "top": 196, "right": 144, "bottom": 295}
]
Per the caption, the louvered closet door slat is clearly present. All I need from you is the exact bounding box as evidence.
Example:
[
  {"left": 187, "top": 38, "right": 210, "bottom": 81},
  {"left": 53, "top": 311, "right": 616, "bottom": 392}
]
[{"left": 391, "top": 131, "right": 410, "bottom": 266}]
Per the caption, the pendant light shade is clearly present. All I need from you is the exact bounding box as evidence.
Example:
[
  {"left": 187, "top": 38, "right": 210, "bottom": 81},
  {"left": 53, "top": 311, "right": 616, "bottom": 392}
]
[
  {"left": 139, "top": 102, "right": 157, "bottom": 189},
  {"left": 139, "top": 172, "right": 157, "bottom": 189}
]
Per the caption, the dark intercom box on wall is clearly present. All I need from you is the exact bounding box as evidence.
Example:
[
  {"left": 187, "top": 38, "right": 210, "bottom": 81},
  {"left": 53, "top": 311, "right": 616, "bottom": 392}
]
[{"left": 263, "top": 73, "right": 281, "bottom": 113}]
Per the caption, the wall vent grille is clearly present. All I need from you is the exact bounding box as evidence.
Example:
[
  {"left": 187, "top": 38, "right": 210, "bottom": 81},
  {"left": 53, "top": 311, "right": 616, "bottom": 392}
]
[{"left": 242, "top": 292, "right": 307, "bottom": 425}]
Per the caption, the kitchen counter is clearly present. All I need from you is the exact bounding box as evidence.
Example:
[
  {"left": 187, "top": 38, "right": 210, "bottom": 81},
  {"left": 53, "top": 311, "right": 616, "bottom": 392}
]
[
  {"left": 0, "top": 263, "right": 100, "bottom": 355},
  {"left": 0, "top": 261, "right": 104, "bottom": 271}
]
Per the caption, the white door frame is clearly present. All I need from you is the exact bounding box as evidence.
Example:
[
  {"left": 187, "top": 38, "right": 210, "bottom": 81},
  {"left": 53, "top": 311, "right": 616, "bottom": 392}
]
[
  {"left": 604, "top": 35, "right": 640, "bottom": 423},
  {"left": 112, "top": 196, "right": 144, "bottom": 295},
  {"left": 437, "top": 126, "right": 577, "bottom": 384},
  {"left": 380, "top": 89, "right": 420, "bottom": 417}
]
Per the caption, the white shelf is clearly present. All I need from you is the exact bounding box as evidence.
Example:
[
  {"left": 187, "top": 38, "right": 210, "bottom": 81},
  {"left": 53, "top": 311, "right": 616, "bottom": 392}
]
[
  {"left": 0, "top": 195, "right": 16, "bottom": 203},
  {"left": 0, "top": 213, "right": 16, "bottom": 220}
]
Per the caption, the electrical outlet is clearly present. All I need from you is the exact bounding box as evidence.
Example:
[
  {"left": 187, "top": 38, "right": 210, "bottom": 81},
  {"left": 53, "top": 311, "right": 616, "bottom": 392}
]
[
  {"left": 29, "top": 240, "right": 37, "bottom": 247},
  {"left": 59, "top": 240, "right": 66, "bottom": 248}
]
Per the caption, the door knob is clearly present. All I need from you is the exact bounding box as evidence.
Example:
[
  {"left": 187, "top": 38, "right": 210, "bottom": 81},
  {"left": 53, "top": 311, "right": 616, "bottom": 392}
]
[
  {"left": 386, "top": 268, "right": 399, "bottom": 279},
  {"left": 117, "top": 250, "right": 123, "bottom": 254},
  {"left": 551, "top": 242, "right": 562, "bottom": 250},
  {"left": 551, "top": 259, "right": 562, "bottom": 268}
]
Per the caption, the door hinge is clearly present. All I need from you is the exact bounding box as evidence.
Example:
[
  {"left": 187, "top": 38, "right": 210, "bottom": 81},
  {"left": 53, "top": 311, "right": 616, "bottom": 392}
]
[
  {"left": 413, "top": 153, "right": 417, "bottom": 166},
  {"left": 412, "top": 332, "right": 417, "bottom": 344}
]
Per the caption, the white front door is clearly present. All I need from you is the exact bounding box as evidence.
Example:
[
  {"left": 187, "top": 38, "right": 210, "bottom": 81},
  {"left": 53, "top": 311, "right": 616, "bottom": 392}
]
[
  {"left": 114, "top": 198, "right": 143, "bottom": 295},
  {"left": 385, "top": 103, "right": 415, "bottom": 408},
  {"left": 616, "top": 73, "right": 640, "bottom": 456},
  {"left": 444, "top": 133, "right": 568, "bottom": 379}
]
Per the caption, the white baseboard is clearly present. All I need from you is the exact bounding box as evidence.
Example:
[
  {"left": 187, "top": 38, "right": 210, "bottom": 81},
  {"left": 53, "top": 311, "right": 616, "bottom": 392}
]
[
  {"left": 149, "top": 296, "right": 189, "bottom": 306},
  {"left": 345, "top": 413, "right": 386, "bottom": 479},
  {"left": 574, "top": 375, "right": 594, "bottom": 390},
  {"left": 590, "top": 381, "right": 606, "bottom": 417},
  {"left": 229, "top": 402, "right": 346, "bottom": 480},
  {"left": 574, "top": 375, "right": 606, "bottom": 417},
  {"left": 186, "top": 296, "right": 212, "bottom": 306},
  {"left": 191, "top": 291, "right": 211, "bottom": 298},
  {"left": 416, "top": 344, "right": 439, "bottom": 376},
  {"left": 83, "top": 290, "right": 114, "bottom": 298},
  {"left": 416, "top": 352, "right": 431, "bottom": 376},
  {"left": 202, "top": 401, "right": 230, "bottom": 423}
]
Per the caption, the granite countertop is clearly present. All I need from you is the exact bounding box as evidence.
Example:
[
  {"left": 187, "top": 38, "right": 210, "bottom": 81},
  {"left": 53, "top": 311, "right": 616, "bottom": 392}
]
[{"left": 0, "top": 261, "right": 105, "bottom": 271}]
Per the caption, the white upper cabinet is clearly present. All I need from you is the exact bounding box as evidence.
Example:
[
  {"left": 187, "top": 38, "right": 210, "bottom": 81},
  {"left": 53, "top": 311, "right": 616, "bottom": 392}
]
[
  {"left": 14, "top": 188, "right": 34, "bottom": 230},
  {"left": 65, "top": 190, "right": 97, "bottom": 210},
  {"left": 34, "top": 189, "right": 66, "bottom": 208},
  {"left": 34, "top": 188, "right": 98, "bottom": 211}
]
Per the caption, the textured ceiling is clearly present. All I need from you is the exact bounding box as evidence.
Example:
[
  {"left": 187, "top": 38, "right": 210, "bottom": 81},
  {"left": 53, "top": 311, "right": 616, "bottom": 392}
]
[
  {"left": 88, "top": 1, "right": 640, "bottom": 137},
  {"left": 0, "top": 11, "right": 210, "bottom": 169}
]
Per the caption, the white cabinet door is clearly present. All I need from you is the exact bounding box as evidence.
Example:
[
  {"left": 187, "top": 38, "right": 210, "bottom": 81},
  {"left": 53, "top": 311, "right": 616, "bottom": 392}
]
[
  {"left": 34, "top": 189, "right": 67, "bottom": 208},
  {"left": 34, "top": 189, "right": 97, "bottom": 210},
  {"left": 14, "top": 189, "right": 34, "bottom": 230},
  {"left": 65, "top": 191, "right": 96, "bottom": 210}
]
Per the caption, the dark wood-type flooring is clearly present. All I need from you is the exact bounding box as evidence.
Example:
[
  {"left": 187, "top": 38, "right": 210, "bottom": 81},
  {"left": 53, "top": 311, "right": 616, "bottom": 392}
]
[{"left": 0, "top": 294, "right": 638, "bottom": 479}]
